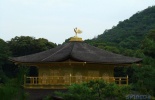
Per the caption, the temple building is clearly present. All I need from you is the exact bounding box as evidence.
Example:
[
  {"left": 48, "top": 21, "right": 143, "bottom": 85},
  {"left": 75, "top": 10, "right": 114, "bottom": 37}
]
[{"left": 10, "top": 29, "right": 142, "bottom": 89}]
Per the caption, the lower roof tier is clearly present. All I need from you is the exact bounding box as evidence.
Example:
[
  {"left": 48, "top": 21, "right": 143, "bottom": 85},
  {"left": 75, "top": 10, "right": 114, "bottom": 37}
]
[{"left": 10, "top": 41, "right": 142, "bottom": 64}]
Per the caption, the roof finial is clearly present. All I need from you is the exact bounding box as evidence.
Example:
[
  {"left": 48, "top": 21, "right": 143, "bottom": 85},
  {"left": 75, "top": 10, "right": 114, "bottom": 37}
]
[
  {"left": 74, "top": 27, "right": 82, "bottom": 37},
  {"left": 69, "top": 27, "right": 83, "bottom": 42}
]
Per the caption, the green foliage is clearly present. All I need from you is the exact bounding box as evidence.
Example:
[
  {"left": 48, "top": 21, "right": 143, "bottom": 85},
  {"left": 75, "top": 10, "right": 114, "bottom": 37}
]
[
  {"left": 0, "top": 39, "right": 11, "bottom": 83},
  {"left": 17, "top": 65, "right": 29, "bottom": 85},
  {"left": 104, "top": 46, "right": 120, "bottom": 54},
  {"left": 55, "top": 80, "right": 131, "bottom": 100},
  {"left": 141, "top": 30, "right": 155, "bottom": 58},
  {"left": 8, "top": 36, "right": 57, "bottom": 56},
  {"left": 0, "top": 66, "right": 29, "bottom": 100},
  {"left": 61, "top": 84, "right": 93, "bottom": 100},
  {"left": 0, "top": 39, "right": 11, "bottom": 60},
  {"left": 43, "top": 95, "right": 54, "bottom": 100},
  {"left": 147, "top": 29, "right": 155, "bottom": 41},
  {"left": 131, "top": 64, "right": 155, "bottom": 96},
  {"left": 0, "top": 79, "right": 29, "bottom": 100},
  {"left": 0, "top": 84, "right": 18, "bottom": 100},
  {"left": 86, "top": 6, "right": 155, "bottom": 50}
]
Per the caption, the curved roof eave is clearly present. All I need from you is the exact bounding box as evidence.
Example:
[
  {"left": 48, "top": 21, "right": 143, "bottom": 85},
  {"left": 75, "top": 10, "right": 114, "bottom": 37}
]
[{"left": 9, "top": 42, "right": 142, "bottom": 64}]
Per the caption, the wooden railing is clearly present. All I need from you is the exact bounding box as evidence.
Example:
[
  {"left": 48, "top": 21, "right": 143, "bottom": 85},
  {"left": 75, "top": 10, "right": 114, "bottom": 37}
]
[
  {"left": 114, "top": 76, "right": 128, "bottom": 85},
  {"left": 24, "top": 75, "right": 128, "bottom": 86}
]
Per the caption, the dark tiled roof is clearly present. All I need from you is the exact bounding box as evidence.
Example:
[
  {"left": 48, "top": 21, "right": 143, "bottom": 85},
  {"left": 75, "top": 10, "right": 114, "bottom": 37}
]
[{"left": 10, "top": 42, "right": 142, "bottom": 64}]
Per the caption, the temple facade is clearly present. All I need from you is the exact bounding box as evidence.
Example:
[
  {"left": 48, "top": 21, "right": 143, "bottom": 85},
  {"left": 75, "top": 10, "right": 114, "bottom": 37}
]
[{"left": 10, "top": 34, "right": 142, "bottom": 89}]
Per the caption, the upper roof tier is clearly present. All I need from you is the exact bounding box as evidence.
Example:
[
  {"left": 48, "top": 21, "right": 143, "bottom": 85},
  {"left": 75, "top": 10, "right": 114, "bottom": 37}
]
[{"left": 10, "top": 41, "right": 142, "bottom": 64}]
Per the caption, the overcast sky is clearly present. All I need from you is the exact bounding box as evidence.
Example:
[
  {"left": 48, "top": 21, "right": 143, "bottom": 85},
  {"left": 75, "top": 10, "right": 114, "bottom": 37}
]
[{"left": 0, "top": 0, "right": 155, "bottom": 44}]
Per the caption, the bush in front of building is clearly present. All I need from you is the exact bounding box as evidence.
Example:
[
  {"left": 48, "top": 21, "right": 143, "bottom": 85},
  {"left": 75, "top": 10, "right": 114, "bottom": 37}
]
[{"left": 54, "top": 80, "right": 131, "bottom": 100}]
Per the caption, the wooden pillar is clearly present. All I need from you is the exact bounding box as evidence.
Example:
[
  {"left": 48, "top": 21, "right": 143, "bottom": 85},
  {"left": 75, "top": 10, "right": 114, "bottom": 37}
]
[{"left": 126, "top": 75, "right": 128, "bottom": 85}]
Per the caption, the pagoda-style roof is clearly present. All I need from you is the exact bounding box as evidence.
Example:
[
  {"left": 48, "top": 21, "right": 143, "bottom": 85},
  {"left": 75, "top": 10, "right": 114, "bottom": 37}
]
[{"left": 10, "top": 41, "right": 142, "bottom": 64}]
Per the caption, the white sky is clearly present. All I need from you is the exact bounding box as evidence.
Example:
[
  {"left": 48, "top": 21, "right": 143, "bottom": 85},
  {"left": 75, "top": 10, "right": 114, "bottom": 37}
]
[{"left": 0, "top": 0, "right": 155, "bottom": 44}]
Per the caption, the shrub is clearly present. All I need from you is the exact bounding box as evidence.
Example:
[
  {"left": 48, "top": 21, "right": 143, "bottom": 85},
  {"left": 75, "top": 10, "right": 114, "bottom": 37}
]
[{"left": 55, "top": 80, "right": 131, "bottom": 100}]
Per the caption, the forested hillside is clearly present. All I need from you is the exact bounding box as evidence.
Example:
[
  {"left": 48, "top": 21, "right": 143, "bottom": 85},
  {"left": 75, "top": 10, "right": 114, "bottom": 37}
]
[{"left": 86, "top": 6, "right": 155, "bottom": 50}]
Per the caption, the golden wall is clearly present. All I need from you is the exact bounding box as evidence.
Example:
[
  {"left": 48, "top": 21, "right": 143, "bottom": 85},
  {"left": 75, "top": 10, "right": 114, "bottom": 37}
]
[{"left": 36, "top": 63, "right": 114, "bottom": 84}]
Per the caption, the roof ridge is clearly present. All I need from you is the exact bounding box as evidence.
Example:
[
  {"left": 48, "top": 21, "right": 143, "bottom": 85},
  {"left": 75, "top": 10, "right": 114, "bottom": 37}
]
[
  {"left": 41, "top": 43, "right": 71, "bottom": 61},
  {"left": 69, "top": 42, "right": 75, "bottom": 57},
  {"left": 69, "top": 42, "right": 85, "bottom": 61}
]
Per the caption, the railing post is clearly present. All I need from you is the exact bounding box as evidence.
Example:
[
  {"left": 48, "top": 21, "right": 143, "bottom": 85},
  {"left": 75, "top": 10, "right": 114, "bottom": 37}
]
[
  {"left": 119, "top": 78, "right": 121, "bottom": 85},
  {"left": 113, "top": 77, "right": 115, "bottom": 83},
  {"left": 35, "top": 77, "right": 37, "bottom": 84},
  {"left": 24, "top": 75, "right": 26, "bottom": 86},
  {"left": 32, "top": 77, "right": 34, "bottom": 84},
  {"left": 126, "top": 75, "right": 128, "bottom": 85},
  {"left": 70, "top": 73, "right": 72, "bottom": 85}
]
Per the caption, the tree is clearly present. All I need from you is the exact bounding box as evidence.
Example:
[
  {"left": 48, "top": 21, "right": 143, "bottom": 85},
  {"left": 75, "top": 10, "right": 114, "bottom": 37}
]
[
  {"left": 147, "top": 29, "right": 155, "bottom": 41},
  {"left": 55, "top": 80, "right": 131, "bottom": 100},
  {"left": 8, "top": 36, "right": 57, "bottom": 56},
  {"left": 141, "top": 29, "right": 155, "bottom": 58},
  {"left": 0, "top": 39, "right": 11, "bottom": 65},
  {"left": 0, "top": 39, "right": 11, "bottom": 83},
  {"left": 131, "top": 64, "right": 155, "bottom": 96}
]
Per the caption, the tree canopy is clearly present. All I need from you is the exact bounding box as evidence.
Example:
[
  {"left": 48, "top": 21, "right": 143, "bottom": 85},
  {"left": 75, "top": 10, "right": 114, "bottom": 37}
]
[{"left": 8, "top": 36, "right": 57, "bottom": 56}]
